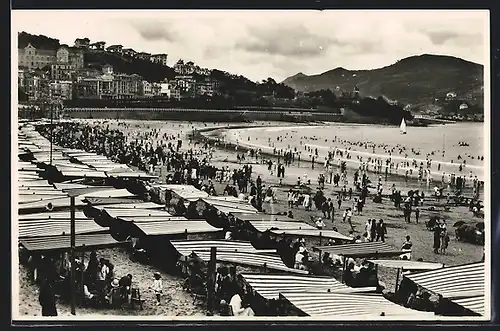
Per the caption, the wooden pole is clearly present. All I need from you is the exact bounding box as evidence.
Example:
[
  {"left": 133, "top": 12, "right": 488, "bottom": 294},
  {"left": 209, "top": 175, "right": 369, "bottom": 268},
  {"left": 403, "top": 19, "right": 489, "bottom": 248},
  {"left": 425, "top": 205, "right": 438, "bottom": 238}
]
[
  {"left": 319, "top": 232, "right": 322, "bottom": 246},
  {"left": 395, "top": 267, "right": 401, "bottom": 293},
  {"left": 81, "top": 247, "right": 85, "bottom": 300},
  {"left": 207, "top": 247, "right": 217, "bottom": 314},
  {"left": 263, "top": 263, "right": 267, "bottom": 273},
  {"left": 70, "top": 196, "right": 76, "bottom": 315}
]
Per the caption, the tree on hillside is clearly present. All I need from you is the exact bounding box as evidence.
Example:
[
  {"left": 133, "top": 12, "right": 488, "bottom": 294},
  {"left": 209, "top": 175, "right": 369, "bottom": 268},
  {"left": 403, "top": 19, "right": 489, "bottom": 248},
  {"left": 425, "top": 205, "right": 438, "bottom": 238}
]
[{"left": 18, "top": 31, "right": 60, "bottom": 49}]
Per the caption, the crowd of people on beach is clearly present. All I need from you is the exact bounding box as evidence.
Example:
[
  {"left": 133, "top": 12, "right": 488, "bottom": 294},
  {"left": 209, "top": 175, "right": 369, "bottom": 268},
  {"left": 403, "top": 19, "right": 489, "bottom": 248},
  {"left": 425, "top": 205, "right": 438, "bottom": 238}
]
[{"left": 28, "top": 120, "right": 484, "bottom": 317}]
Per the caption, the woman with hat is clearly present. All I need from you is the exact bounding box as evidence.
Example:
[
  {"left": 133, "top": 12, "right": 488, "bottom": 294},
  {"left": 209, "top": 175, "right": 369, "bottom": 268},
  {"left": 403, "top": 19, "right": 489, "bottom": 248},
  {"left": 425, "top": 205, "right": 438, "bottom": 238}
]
[{"left": 106, "top": 279, "right": 121, "bottom": 308}]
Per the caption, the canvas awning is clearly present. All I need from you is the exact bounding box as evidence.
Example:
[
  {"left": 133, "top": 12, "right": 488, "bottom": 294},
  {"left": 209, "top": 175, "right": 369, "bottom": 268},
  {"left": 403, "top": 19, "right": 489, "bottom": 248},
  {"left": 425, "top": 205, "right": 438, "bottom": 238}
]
[
  {"left": 105, "top": 172, "right": 157, "bottom": 179},
  {"left": 279, "top": 291, "right": 435, "bottom": 318},
  {"left": 104, "top": 208, "right": 173, "bottom": 219},
  {"left": 170, "top": 240, "right": 277, "bottom": 256},
  {"left": 153, "top": 184, "right": 209, "bottom": 201},
  {"left": 190, "top": 251, "right": 307, "bottom": 274},
  {"left": 404, "top": 262, "right": 485, "bottom": 315},
  {"left": 133, "top": 220, "right": 219, "bottom": 236},
  {"left": 368, "top": 260, "right": 445, "bottom": 271},
  {"left": 19, "top": 233, "right": 124, "bottom": 252},
  {"left": 19, "top": 218, "right": 107, "bottom": 238},
  {"left": 18, "top": 196, "right": 86, "bottom": 210},
  {"left": 314, "top": 242, "right": 405, "bottom": 258},
  {"left": 240, "top": 273, "right": 376, "bottom": 300},
  {"left": 233, "top": 213, "right": 295, "bottom": 222},
  {"left": 18, "top": 211, "right": 88, "bottom": 220},
  {"left": 96, "top": 202, "right": 164, "bottom": 209}
]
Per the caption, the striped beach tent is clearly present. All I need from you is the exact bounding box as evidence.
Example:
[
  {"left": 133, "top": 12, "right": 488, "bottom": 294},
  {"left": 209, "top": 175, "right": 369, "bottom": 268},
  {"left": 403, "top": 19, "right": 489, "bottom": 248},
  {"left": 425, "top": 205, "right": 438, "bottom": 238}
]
[
  {"left": 403, "top": 262, "right": 485, "bottom": 316},
  {"left": 19, "top": 233, "right": 125, "bottom": 252},
  {"left": 240, "top": 273, "right": 377, "bottom": 300},
  {"left": 190, "top": 251, "right": 307, "bottom": 274},
  {"left": 279, "top": 291, "right": 435, "bottom": 318},
  {"left": 18, "top": 218, "right": 107, "bottom": 238},
  {"left": 18, "top": 211, "right": 89, "bottom": 220},
  {"left": 170, "top": 240, "right": 277, "bottom": 256},
  {"left": 314, "top": 242, "right": 405, "bottom": 258},
  {"left": 132, "top": 220, "right": 219, "bottom": 236},
  {"left": 96, "top": 202, "right": 165, "bottom": 210},
  {"left": 104, "top": 208, "right": 173, "bottom": 219},
  {"left": 367, "top": 260, "right": 445, "bottom": 271}
]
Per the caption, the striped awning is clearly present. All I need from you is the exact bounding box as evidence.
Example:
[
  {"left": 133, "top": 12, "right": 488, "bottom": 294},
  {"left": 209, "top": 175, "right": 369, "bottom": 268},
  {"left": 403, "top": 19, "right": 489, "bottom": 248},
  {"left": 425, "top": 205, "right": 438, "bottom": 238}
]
[
  {"left": 96, "top": 202, "right": 165, "bottom": 209},
  {"left": 270, "top": 229, "right": 353, "bottom": 241},
  {"left": 105, "top": 172, "right": 157, "bottom": 179},
  {"left": 202, "top": 198, "right": 258, "bottom": 214},
  {"left": 18, "top": 180, "right": 53, "bottom": 188},
  {"left": 19, "top": 194, "right": 70, "bottom": 204},
  {"left": 83, "top": 189, "right": 136, "bottom": 198},
  {"left": 104, "top": 208, "right": 173, "bottom": 219},
  {"left": 191, "top": 251, "right": 307, "bottom": 274},
  {"left": 84, "top": 197, "right": 145, "bottom": 205},
  {"left": 241, "top": 273, "right": 376, "bottom": 300},
  {"left": 170, "top": 240, "right": 277, "bottom": 256},
  {"left": 279, "top": 291, "right": 435, "bottom": 318},
  {"left": 59, "top": 170, "right": 108, "bottom": 179},
  {"left": 248, "top": 220, "right": 316, "bottom": 233},
  {"left": 314, "top": 242, "right": 404, "bottom": 258},
  {"left": 19, "top": 233, "right": 123, "bottom": 252},
  {"left": 368, "top": 260, "right": 445, "bottom": 271},
  {"left": 18, "top": 196, "right": 86, "bottom": 210},
  {"left": 19, "top": 218, "right": 107, "bottom": 238},
  {"left": 233, "top": 213, "right": 294, "bottom": 222},
  {"left": 404, "top": 262, "right": 485, "bottom": 315},
  {"left": 133, "top": 220, "right": 219, "bottom": 236},
  {"left": 18, "top": 211, "right": 89, "bottom": 220},
  {"left": 153, "top": 184, "right": 209, "bottom": 201}
]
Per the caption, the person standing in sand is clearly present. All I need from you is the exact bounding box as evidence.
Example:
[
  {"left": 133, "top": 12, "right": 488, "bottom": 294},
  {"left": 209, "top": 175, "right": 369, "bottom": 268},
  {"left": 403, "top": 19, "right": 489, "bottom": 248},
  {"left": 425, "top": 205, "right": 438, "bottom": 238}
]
[
  {"left": 39, "top": 278, "right": 57, "bottom": 316},
  {"left": 149, "top": 272, "right": 163, "bottom": 306}
]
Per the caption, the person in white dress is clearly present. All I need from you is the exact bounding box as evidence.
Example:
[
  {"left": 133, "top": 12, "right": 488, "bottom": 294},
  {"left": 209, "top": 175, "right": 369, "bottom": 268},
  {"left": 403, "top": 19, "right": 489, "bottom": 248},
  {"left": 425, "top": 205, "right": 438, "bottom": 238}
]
[{"left": 229, "top": 287, "right": 255, "bottom": 316}]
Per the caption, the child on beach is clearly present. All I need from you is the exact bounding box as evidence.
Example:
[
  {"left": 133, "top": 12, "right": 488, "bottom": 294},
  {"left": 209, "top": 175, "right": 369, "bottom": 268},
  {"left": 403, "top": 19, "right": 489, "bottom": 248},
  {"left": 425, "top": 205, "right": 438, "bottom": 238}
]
[{"left": 149, "top": 272, "right": 163, "bottom": 306}]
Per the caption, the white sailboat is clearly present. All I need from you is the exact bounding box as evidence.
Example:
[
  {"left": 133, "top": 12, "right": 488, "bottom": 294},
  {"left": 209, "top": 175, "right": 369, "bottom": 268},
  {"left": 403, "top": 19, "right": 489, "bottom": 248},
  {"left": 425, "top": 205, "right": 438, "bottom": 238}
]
[{"left": 400, "top": 118, "right": 407, "bottom": 134}]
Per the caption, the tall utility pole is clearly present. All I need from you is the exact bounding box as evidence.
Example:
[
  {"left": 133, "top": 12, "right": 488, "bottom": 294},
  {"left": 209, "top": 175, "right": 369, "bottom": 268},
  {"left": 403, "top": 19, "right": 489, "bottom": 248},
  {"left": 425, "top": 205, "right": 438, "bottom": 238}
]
[{"left": 69, "top": 196, "right": 76, "bottom": 315}]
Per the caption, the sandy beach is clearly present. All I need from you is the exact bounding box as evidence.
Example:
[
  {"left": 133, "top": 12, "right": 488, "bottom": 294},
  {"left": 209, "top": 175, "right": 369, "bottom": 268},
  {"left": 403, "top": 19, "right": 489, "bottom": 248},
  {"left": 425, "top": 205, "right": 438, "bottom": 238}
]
[{"left": 17, "top": 119, "right": 485, "bottom": 317}]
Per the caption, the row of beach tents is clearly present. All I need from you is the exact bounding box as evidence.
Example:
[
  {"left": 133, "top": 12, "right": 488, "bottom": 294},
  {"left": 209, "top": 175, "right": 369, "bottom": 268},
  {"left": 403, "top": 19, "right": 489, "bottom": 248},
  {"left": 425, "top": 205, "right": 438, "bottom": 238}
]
[{"left": 15, "top": 121, "right": 486, "bottom": 318}]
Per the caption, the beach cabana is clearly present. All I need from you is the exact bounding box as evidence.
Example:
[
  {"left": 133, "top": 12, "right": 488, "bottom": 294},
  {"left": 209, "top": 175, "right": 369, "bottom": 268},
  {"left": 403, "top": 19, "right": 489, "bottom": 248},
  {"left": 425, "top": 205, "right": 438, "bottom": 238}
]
[
  {"left": 187, "top": 250, "right": 307, "bottom": 275},
  {"left": 152, "top": 184, "right": 209, "bottom": 204},
  {"left": 170, "top": 240, "right": 277, "bottom": 256},
  {"left": 18, "top": 211, "right": 89, "bottom": 220},
  {"left": 313, "top": 242, "right": 406, "bottom": 259},
  {"left": 18, "top": 196, "right": 86, "bottom": 213},
  {"left": 240, "top": 273, "right": 377, "bottom": 301},
  {"left": 105, "top": 171, "right": 157, "bottom": 180},
  {"left": 19, "top": 218, "right": 108, "bottom": 238},
  {"left": 19, "top": 233, "right": 126, "bottom": 253},
  {"left": 84, "top": 196, "right": 145, "bottom": 206},
  {"left": 95, "top": 202, "right": 165, "bottom": 210},
  {"left": 132, "top": 220, "right": 219, "bottom": 237},
  {"left": 247, "top": 219, "right": 352, "bottom": 243},
  {"left": 402, "top": 262, "right": 485, "bottom": 316},
  {"left": 278, "top": 291, "right": 435, "bottom": 318}
]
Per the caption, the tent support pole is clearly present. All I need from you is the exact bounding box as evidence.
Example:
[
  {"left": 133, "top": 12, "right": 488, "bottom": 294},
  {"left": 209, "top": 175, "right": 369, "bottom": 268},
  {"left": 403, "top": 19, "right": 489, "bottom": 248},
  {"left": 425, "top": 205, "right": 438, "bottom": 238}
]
[
  {"left": 207, "top": 247, "right": 216, "bottom": 314},
  {"left": 395, "top": 267, "right": 401, "bottom": 293}
]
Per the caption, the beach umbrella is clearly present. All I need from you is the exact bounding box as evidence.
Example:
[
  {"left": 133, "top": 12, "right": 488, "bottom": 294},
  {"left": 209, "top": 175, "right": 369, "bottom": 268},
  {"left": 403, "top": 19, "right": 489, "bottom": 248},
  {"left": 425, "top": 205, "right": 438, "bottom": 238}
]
[{"left": 453, "top": 221, "right": 465, "bottom": 228}]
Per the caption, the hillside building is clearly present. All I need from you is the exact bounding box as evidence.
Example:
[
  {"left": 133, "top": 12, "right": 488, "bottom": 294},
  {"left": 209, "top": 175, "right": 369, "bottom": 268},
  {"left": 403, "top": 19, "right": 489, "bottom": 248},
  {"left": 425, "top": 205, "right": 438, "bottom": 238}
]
[{"left": 151, "top": 54, "right": 169, "bottom": 66}]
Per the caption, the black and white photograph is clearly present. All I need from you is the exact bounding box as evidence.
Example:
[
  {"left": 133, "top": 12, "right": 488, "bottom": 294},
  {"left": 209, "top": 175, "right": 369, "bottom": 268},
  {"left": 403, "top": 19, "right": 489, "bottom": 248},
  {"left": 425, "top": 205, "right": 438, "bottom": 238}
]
[{"left": 11, "top": 10, "right": 490, "bottom": 321}]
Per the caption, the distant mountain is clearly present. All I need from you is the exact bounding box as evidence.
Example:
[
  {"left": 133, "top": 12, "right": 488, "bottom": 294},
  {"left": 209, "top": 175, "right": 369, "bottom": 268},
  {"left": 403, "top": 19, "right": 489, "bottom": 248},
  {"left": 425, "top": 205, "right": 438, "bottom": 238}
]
[{"left": 282, "top": 54, "right": 484, "bottom": 106}]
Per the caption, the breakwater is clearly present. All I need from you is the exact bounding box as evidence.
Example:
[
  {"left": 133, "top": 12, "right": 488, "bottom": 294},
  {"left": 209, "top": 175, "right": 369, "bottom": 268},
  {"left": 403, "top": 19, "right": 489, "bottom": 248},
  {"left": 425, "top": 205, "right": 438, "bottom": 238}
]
[{"left": 62, "top": 107, "right": 345, "bottom": 123}]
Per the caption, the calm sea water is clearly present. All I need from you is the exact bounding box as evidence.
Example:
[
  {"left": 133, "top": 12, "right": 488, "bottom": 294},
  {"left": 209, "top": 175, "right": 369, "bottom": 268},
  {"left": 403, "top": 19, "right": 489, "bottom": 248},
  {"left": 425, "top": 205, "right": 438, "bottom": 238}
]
[{"left": 223, "top": 122, "right": 486, "bottom": 180}]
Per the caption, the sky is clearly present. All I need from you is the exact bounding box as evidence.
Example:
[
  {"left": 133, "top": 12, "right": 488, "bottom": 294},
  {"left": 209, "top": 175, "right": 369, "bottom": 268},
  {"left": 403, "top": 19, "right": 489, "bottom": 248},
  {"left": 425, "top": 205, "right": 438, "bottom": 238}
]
[{"left": 12, "top": 10, "right": 489, "bottom": 82}]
